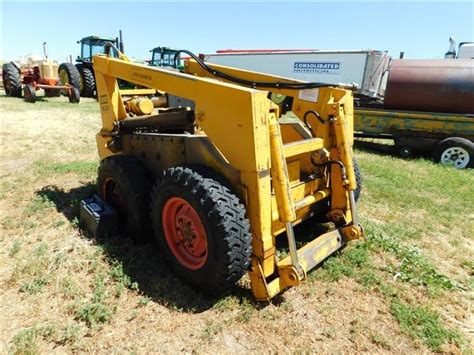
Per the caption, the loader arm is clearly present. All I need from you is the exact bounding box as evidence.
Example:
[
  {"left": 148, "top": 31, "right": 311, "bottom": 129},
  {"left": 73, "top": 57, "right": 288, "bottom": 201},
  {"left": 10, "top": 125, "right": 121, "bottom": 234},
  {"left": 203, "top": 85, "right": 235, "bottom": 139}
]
[{"left": 92, "top": 54, "right": 363, "bottom": 300}]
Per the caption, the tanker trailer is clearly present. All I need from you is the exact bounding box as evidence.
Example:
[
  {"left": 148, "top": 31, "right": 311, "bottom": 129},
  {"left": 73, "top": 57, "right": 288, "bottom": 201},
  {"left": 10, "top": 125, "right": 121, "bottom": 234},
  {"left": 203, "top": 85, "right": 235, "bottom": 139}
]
[{"left": 355, "top": 59, "right": 474, "bottom": 168}]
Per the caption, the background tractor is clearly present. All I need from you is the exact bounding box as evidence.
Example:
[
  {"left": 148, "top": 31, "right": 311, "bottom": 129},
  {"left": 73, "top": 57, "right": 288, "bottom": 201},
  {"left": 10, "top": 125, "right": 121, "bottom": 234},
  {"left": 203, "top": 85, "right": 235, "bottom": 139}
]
[
  {"left": 148, "top": 46, "right": 183, "bottom": 69},
  {"left": 59, "top": 33, "right": 122, "bottom": 98},
  {"left": 2, "top": 42, "right": 80, "bottom": 103}
]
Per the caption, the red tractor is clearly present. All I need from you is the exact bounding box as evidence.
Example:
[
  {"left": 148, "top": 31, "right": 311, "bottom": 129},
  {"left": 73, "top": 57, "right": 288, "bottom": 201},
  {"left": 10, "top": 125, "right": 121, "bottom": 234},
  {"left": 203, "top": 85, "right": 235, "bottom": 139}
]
[{"left": 2, "top": 43, "right": 80, "bottom": 103}]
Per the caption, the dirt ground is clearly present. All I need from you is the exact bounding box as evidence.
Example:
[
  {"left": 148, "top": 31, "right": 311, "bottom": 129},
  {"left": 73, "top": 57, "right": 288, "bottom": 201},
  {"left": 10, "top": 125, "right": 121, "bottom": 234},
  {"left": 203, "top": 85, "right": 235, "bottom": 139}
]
[{"left": 0, "top": 95, "right": 473, "bottom": 353}]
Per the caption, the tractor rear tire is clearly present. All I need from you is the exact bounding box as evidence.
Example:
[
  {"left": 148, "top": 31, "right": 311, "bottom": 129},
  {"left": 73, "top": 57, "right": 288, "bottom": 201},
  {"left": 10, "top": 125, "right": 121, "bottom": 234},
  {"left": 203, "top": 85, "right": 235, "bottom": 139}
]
[
  {"left": 150, "top": 166, "right": 252, "bottom": 295},
  {"left": 2, "top": 62, "right": 22, "bottom": 97},
  {"left": 353, "top": 157, "right": 363, "bottom": 202},
  {"left": 75, "top": 64, "right": 96, "bottom": 97},
  {"left": 23, "top": 84, "right": 36, "bottom": 103},
  {"left": 432, "top": 137, "right": 474, "bottom": 169},
  {"left": 97, "top": 155, "right": 153, "bottom": 242},
  {"left": 58, "top": 63, "right": 81, "bottom": 91}
]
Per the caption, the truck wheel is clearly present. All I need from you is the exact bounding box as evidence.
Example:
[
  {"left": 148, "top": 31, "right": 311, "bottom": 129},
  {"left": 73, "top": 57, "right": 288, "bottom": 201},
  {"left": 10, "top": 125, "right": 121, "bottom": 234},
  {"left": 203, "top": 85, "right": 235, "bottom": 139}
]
[
  {"left": 2, "top": 62, "right": 22, "bottom": 97},
  {"left": 353, "top": 158, "right": 363, "bottom": 202},
  {"left": 150, "top": 166, "right": 252, "bottom": 295},
  {"left": 58, "top": 63, "right": 81, "bottom": 90},
  {"left": 75, "top": 63, "right": 96, "bottom": 97},
  {"left": 399, "top": 146, "right": 412, "bottom": 158},
  {"left": 23, "top": 84, "right": 36, "bottom": 103},
  {"left": 433, "top": 137, "right": 474, "bottom": 169},
  {"left": 97, "top": 155, "right": 153, "bottom": 242}
]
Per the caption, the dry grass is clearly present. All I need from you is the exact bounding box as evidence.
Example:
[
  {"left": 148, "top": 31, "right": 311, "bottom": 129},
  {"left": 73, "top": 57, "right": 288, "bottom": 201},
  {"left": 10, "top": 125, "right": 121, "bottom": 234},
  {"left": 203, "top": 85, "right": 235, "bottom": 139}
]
[{"left": 1, "top": 93, "right": 473, "bottom": 353}]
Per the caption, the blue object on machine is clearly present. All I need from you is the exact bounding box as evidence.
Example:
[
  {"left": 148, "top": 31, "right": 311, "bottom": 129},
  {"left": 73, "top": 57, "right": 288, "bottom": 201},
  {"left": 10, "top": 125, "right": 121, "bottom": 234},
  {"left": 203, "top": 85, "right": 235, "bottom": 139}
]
[{"left": 79, "top": 195, "right": 118, "bottom": 238}]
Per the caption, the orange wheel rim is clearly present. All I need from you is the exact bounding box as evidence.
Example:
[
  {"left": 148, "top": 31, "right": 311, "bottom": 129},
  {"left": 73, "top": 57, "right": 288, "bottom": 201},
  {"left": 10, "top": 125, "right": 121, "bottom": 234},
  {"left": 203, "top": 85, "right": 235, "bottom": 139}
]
[
  {"left": 162, "top": 197, "right": 208, "bottom": 270},
  {"left": 102, "top": 177, "right": 126, "bottom": 215}
]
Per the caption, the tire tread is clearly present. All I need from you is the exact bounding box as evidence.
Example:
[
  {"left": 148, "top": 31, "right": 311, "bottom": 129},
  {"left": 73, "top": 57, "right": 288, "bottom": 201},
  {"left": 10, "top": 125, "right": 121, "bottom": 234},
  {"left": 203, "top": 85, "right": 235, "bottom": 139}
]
[{"left": 150, "top": 166, "right": 252, "bottom": 293}]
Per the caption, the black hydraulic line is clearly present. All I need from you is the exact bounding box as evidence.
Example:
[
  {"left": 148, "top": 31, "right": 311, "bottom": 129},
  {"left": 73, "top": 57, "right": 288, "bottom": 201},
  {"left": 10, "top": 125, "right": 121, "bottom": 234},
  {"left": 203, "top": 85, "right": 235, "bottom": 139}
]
[
  {"left": 303, "top": 110, "right": 325, "bottom": 134},
  {"left": 310, "top": 157, "right": 348, "bottom": 181},
  {"left": 102, "top": 42, "right": 356, "bottom": 91},
  {"left": 173, "top": 50, "right": 355, "bottom": 90}
]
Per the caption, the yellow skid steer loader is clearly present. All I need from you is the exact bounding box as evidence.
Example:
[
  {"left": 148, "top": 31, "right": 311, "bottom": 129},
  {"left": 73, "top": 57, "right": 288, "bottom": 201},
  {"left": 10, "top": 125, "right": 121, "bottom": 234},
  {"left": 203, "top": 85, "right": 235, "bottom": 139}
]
[{"left": 89, "top": 45, "right": 364, "bottom": 301}]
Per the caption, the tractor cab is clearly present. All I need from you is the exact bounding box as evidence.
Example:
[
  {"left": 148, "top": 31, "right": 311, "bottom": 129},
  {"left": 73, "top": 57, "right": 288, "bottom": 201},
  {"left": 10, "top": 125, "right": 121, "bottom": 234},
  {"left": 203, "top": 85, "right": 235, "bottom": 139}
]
[
  {"left": 77, "top": 36, "right": 119, "bottom": 62},
  {"left": 149, "top": 47, "right": 182, "bottom": 69}
]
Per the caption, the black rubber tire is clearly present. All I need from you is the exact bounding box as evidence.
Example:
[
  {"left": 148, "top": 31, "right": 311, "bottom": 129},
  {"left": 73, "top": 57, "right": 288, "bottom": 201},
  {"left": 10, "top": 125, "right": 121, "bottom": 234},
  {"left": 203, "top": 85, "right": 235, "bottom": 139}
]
[
  {"left": 44, "top": 88, "right": 61, "bottom": 97},
  {"left": 75, "top": 63, "right": 96, "bottom": 97},
  {"left": 432, "top": 137, "right": 474, "bottom": 169},
  {"left": 58, "top": 63, "right": 81, "bottom": 90},
  {"left": 353, "top": 157, "right": 363, "bottom": 202},
  {"left": 68, "top": 87, "right": 80, "bottom": 103},
  {"left": 2, "top": 62, "right": 22, "bottom": 97},
  {"left": 97, "top": 155, "right": 153, "bottom": 242},
  {"left": 23, "top": 84, "right": 36, "bottom": 103},
  {"left": 150, "top": 166, "right": 252, "bottom": 295}
]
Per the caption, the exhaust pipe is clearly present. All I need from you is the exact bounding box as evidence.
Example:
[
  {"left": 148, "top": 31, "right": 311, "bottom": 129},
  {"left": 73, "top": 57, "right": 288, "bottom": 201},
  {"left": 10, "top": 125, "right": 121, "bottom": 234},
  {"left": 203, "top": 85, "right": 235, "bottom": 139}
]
[
  {"left": 119, "top": 30, "right": 124, "bottom": 53},
  {"left": 43, "top": 42, "right": 48, "bottom": 59}
]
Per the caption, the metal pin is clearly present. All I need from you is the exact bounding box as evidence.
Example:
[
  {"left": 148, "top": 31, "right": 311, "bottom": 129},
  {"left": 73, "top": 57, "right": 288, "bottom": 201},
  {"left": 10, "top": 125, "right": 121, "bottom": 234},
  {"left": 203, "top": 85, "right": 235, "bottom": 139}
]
[
  {"left": 286, "top": 222, "right": 303, "bottom": 276},
  {"left": 348, "top": 190, "right": 359, "bottom": 226}
]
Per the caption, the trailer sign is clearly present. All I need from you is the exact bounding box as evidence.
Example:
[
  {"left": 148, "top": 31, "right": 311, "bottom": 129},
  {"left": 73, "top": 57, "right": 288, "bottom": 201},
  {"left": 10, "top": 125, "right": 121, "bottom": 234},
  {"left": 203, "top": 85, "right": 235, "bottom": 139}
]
[{"left": 293, "top": 62, "right": 341, "bottom": 74}]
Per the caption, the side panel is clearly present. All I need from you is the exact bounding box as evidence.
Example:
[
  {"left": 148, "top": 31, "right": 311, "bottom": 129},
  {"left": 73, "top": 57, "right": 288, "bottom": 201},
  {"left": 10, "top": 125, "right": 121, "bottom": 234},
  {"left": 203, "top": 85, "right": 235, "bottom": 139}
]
[
  {"left": 354, "top": 108, "right": 474, "bottom": 141},
  {"left": 120, "top": 133, "right": 242, "bottom": 189},
  {"left": 205, "top": 51, "right": 388, "bottom": 97}
]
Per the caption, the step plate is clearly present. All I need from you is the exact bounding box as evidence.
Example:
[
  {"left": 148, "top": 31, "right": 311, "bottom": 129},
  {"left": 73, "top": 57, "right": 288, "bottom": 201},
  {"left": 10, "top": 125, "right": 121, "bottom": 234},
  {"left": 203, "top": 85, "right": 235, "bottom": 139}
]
[
  {"left": 278, "top": 229, "right": 343, "bottom": 272},
  {"left": 299, "top": 229, "right": 343, "bottom": 271}
]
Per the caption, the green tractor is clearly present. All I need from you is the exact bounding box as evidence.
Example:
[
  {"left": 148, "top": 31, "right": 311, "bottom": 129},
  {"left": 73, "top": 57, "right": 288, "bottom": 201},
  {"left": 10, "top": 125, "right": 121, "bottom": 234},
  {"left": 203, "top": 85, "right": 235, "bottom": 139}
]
[
  {"left": 149, "top": 47, "right": 183, "bottom": 70},
  {"left": 59, "top": 33, "right": 122, "bottom": 98}
]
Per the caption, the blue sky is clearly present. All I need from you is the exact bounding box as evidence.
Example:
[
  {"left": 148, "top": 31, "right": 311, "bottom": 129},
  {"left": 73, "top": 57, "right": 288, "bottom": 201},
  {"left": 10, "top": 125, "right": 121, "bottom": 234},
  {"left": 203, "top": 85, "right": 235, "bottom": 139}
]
[{"left": 1, "top": 2, "right": 473, "bottom": 62}]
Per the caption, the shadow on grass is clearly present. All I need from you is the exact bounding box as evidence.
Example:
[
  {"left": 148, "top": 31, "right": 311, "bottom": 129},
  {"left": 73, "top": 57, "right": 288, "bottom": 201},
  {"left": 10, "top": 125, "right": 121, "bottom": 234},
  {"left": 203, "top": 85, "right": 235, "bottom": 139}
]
[
  {"left": 36, "top": 184, "right": 269, "bottom": 313},
  {"left": 354, "top": 139, "right": 399, "bottom": 157},
  {"left": 354, "top": 138, "right": 430, "bottom": 161}
]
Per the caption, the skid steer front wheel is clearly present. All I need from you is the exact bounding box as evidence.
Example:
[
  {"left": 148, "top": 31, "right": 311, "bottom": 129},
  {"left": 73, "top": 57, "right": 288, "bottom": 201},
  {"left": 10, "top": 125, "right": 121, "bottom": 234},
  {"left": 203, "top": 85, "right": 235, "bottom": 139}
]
[
  {"left": 150, "top": 166, "right": 252, "bottom": 295},
  {"left": 97, "top": 155, "right": 152, "bottom": 242}
]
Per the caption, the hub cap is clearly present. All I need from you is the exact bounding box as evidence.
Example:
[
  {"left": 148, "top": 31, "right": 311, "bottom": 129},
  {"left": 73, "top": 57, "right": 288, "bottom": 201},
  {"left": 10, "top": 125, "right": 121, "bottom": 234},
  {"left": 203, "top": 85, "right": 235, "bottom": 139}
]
[
  {"left": 440, "top": 147, "right": 470, "bottom": 169},
  {"left": 162, "top": 197, "right": 208, "bottom": 270}
]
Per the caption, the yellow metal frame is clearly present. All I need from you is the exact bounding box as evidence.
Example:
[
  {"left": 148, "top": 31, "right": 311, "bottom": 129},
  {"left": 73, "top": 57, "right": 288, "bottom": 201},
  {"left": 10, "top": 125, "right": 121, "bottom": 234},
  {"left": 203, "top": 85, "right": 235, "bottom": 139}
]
[{"left": 92, "top": 54, "right": 363, "bottom": 300}]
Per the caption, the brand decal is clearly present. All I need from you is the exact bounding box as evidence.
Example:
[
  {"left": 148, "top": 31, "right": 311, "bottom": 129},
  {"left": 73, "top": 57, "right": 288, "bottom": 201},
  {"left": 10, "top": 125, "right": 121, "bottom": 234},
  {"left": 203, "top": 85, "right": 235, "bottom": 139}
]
[
  {"left": 131, "top": 71, "right": 152, "bottom": 82},
  {"left": 293, "top": 62, "right": 341, "bottom": 74}
]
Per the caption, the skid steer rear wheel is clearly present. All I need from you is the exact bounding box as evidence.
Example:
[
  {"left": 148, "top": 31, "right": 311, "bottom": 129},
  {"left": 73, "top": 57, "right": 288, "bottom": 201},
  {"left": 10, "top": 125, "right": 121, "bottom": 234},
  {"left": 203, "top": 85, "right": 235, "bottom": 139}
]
[
  {"left": 97, "top": 155, "right": 152, "bottom": 242},
  {"left": 150, "top": 166, "right": 252, "bottom": 295}
]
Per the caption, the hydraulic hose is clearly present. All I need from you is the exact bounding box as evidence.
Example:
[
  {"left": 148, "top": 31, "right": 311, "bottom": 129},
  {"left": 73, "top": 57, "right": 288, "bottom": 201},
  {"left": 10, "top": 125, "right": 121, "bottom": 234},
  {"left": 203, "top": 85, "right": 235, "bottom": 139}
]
[{"left": 173, "top": 50, "right": 358, "bottom": 91}]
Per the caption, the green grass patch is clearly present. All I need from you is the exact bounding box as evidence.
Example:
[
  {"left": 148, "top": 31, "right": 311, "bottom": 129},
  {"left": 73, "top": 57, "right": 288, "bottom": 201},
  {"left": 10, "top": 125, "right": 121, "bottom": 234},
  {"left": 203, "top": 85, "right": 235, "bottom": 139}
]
[
  {"left": 109, "top": 261, "right": 139, "bottom": 298},
  {"left": 359, "top": 152, "right": 474, "bottom": 229},
  {"left": 390, "top": 300, "right": 461, "bottom": 351},
  {"left": 9, "top": 240, "right": 22, "bottom": 257},
  {"left": 24, "top": 195, "right": 56, "bottom": 216},
  {"left": 74, "top": 273, "right": 112, "bottom": 327},
  {"left": 367, "top": 230, "right": 455, "bottom": 292},
  {"left": 35, "top": 160, "right": 97, "bottom": 176},
  {"left": 11, "top": 324, "right": 56, "bottom": 355},
  {"left": 316, "top": 242, "right": 371, "bottom": 282},
  {"left": 20, "top": 275, "right": 49, "bottom": 295}
]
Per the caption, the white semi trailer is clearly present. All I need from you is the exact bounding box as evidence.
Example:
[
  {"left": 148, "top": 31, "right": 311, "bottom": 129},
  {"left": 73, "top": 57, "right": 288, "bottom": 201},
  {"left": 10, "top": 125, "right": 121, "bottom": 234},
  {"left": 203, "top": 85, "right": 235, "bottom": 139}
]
[{"left": 204, "top": 49, "right": 391, "bottom": 99}]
